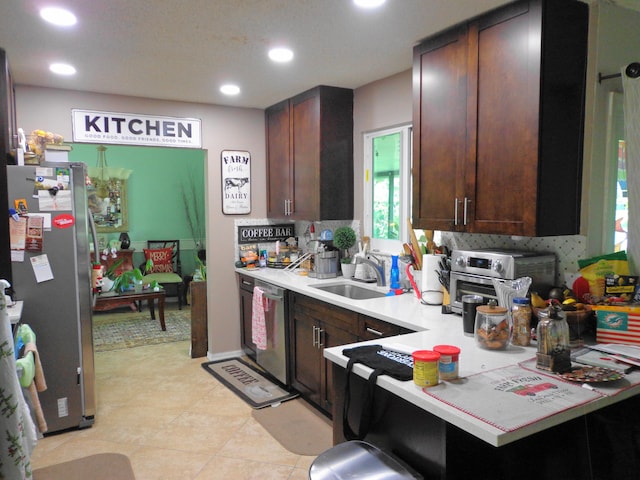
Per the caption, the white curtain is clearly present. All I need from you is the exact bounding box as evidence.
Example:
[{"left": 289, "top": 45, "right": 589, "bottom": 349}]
[{"left": 623, "top": 69, "right": 640, "bottom": 273}]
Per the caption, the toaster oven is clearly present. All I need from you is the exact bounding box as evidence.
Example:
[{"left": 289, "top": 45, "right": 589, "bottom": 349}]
[{"left": 449, "top": 248, "right": 556, "bottom": 314}]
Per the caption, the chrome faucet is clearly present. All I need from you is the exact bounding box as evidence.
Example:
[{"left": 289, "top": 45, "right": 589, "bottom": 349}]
[{"left": 355, "top": 255, "right": 386, "bottom": 287}]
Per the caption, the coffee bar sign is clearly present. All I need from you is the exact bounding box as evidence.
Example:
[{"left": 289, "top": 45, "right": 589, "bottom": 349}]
[
  {"left": 71, "top": 109, "right": 202, "bottom": 148},
  {"left": 238, "top": 224, "right": 295, "bottom": 244}
]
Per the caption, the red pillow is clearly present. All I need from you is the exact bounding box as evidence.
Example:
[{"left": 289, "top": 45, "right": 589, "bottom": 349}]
[{"left": 144, "top": 247, "right": 174, "bottom": 273}]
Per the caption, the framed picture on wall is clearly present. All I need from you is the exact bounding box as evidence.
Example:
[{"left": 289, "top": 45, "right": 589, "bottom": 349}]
[{"left": 221, "top": 150, "right": 251, "bottom": 214}]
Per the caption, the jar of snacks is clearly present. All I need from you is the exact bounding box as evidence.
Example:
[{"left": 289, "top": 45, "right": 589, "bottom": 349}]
[
  {"left": 474, "top": 300, "right": 509, "bottom": 350},
  {"left": 511, "top": 297, "right": 532, "bottom": 346}
]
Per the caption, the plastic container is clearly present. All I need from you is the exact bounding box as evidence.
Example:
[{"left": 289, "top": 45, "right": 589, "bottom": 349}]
[
  {"left": 511, "top": 297, "right": 532, "bottom": 346},
  {"left": 412, "top": 350, "right": 441, "bottom": 387},
  {"left": 433, "top": 345, "right": 460, "bottom": 380}
]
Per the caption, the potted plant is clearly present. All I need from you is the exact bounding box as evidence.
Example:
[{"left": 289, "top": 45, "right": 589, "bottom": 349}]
[
  {"left": 111, "top": 259, "right": 155, "bottom": 293},
  {"left": 334, "top": 226, "right": 357, "bottom": 278},
  {"left": 100, "top": 258, "right": 124, "bottom": 292}
]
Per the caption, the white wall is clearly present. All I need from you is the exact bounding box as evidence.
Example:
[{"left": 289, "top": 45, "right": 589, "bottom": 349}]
[
  {"left": 16, "top": 85, "right": 266, "bottom": 356},
  {"left": 352, "top": 70, "right": 413, "bottom": 222}
]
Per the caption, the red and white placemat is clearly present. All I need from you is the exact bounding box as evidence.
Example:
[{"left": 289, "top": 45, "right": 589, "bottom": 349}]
[{"left": 422, "top": 364, "right": 601, "bottom": 432}]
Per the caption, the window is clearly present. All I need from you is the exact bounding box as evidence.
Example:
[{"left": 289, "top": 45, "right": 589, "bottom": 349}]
[
  {"left": 604, "top": 92, "right": 628, "bottom": 253},
  {"left": 363, "top": 125, "right": 412, "bottom": 253}
]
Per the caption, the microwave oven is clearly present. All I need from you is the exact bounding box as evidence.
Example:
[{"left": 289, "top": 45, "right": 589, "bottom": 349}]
[{"left": 449, "top": 248, "right": 556, "bottom": 314}]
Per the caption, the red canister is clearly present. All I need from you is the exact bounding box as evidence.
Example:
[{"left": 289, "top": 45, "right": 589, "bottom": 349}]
[{"left": 433, "top": 345, "right": 460, "bottom": 381}]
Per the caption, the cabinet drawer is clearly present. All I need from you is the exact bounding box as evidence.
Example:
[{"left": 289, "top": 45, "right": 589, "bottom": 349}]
[
  {"left": 292, "top": 293, "right": 357, "bottom": 333},
  {"left": 238, "top": 274, "right": 255, "bottom": 293},
  {"left": 358, "top": 315, "right": 402, "bottom": 340}
]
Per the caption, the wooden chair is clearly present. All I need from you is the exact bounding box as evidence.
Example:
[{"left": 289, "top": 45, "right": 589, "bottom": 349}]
[{"left": 141, "top": 240, "right": 184, "bottom": 309}]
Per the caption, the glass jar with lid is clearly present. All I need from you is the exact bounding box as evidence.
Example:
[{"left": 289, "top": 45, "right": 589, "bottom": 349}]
[
  {"left": 511, "top": 297, "right": 532, "bottom": 346},
  {"left": 474, "top": 300, "right": 510, "bottom": 350}
]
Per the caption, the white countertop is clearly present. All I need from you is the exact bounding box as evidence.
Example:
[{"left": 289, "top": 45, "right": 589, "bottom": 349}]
[
  {"left": 237, "top": 267, "right": 435, "bottom": 332},
  {"left": 236, "top": 267, "right": 640, "bottom": 447}
]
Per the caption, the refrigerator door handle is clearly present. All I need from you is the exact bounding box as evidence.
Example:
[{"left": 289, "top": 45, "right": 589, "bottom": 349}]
[{"left": 88, "top": 208, "right": 99, "bottom": 307}]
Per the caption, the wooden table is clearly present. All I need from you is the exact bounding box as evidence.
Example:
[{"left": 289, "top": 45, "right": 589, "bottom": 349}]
[{"left": 94, "top": 289, "right": 167, "bottom": 330}]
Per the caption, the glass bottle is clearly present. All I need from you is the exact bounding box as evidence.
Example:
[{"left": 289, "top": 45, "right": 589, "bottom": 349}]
[
  {"left": 511, "top": 297, "right": 532, "bottom": 346},
  {"left": 390, "top": 255, "right": 400, "bottom": 289},
  {"left": 536, "top": 302, "right": 571, "bottom": 372}
]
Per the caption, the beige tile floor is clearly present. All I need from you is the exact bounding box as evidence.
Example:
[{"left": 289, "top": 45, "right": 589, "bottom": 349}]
[{"left": 30, "top": 340, "right": 315, "bottom": 479}]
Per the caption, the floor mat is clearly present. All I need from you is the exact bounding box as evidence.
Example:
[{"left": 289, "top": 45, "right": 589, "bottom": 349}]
[
  {"left": 252, "top": 398, "right": 333, "bottom": 456},
  {"left": 32, "top": 453, "right": 135, "bottom": 480},
  {"left": 202, "top": 358, "right": 298, "bottom": 409}
]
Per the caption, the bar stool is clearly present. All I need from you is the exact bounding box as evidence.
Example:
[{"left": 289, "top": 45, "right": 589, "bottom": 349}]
[{"left": 309, "top": 440, "right": 422, "bottom": 479}]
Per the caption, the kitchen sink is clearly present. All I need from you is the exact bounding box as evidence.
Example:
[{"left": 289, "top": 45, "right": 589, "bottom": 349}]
[{"left": 311, "top": 283, "right": 388, "bottom": 300}]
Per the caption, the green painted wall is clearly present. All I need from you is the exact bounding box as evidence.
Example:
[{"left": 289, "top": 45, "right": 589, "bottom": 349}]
[{"left": 69, "top": 144, "right": 206, "bottom": 275}]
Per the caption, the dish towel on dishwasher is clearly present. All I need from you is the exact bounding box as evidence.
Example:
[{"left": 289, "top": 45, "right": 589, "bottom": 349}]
[{"left": 252, "top": 286, "right": 268, "bottom": 350}]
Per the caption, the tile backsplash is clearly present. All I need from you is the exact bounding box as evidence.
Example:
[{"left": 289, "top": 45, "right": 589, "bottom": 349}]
[
  {"left": 234, "top": 219, "right": 587, "bottom": 287},
  {"left": 441, "top": 232, "right": 587, "bottom": 285}
]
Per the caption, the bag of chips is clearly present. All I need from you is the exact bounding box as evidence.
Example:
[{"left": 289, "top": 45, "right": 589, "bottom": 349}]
[{"left": 578, "top": 251, "right": 630, "bottom": 297}]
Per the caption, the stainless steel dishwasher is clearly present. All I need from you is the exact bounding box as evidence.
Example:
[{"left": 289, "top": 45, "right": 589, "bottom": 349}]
[{"left": 254, "top": 279, "right": 290, "bottom": 387}]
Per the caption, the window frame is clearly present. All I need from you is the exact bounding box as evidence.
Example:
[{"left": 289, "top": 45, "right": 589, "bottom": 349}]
[{"left": 363, "top": 124, "right": 412, "bottom": 254}]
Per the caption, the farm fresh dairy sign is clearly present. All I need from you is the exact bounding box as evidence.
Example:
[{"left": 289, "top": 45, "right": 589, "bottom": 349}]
[
  {"left": 221, "top": 150, "right": 251, "bottom": 214},
  {"left": 71, "top": 109, "right": 202, "bottom": 148}
]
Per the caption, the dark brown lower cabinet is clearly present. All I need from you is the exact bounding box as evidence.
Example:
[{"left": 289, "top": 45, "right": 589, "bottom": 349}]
[
  {"left": 289, "top": 293, "right": 413, "bottom": 417},
  {"left": 290, "top": 293, "right": 357, "bottom": 416}
]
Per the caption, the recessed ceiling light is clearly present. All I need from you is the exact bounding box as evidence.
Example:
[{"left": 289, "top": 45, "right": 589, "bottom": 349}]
[
  {"left": 268, "top": 47, "right": 294, "bottom": 63},
  {"left": 220, "top": 84, "right": 240, "bottom": 96},
  {"left": 353, "top": 0, "right": 386, "bottom": 8},
  {"left": 49, "top": 63, "right": 76, "bottom": 76},
  {"left": 40, "top": 7, "right": 77, "bottom": 26}
]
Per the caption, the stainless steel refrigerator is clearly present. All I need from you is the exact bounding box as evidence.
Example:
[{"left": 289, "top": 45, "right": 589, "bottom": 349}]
[{"left": 8, "top": 162, "right": 96, "bottom": 433}]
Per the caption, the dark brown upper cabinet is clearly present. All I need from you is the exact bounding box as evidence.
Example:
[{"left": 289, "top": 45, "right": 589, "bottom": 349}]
[
  {"left": 412, "top": 0, "right": 588, "bottom": 236},
  {"left": 266, "top": 86, "right": 353, "bottom": 220}
]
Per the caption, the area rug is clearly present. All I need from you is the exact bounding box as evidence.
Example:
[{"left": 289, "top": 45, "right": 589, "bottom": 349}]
[
  {"left": 33, "top": 453, "right": 136, "bottom": 480},
  {"left": 201, "top": 358, "right": 298, "bottom": 409},
  {"left": 252, "top": 398, "right": 333, "bottom": 456},
  {"left": 92, "top": 305, "right": 190, "bottom": 352}
]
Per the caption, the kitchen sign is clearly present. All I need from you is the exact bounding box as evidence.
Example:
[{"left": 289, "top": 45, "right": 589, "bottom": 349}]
[
  {"left": 237, "top": 224, "right": 294, "bottom": 244},
  {"left": 71, "top": 109, "right": 202, "bottom": 148},
  {"left": 221, "top": 150, "right": 251, "bottom": 214}
]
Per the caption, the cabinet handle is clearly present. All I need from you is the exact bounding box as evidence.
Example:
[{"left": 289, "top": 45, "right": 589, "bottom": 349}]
[
  {"left": 454, "top": 198, "right": 460, "bottom": 226},
  {"left": 317, "top": 328, "right": 324, "bottom": 348},
  {"left": 366, "top": 327, "right": 384, "bottom": 337},
  {"left": 241, "top": 280, "right": 252, "bottom": 287},
  {"left": 463, "top": 197, "right": 470, "bottom": 226},
  {"left": 312, "top": 325, "right": 318, "bottom": 347}
]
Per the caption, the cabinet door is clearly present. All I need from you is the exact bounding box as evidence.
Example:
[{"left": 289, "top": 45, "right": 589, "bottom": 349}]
[
  {"left": 412, "top": 26, "right": 468, "bottom": 231},
  {"left": 290, "top": 90, "right": 321, "bottom": 220},
  {"left": 290, "top": 303, "right": 322, "bottom": 407},
  {"left": 265, "top": 99, "right": 292, "bottom": 218},
  {"left": 320, "top": 322, "right": 357, "bottom": 415},
  {"left": 467, "top": 2, "right": 540, "bottom": 235}
]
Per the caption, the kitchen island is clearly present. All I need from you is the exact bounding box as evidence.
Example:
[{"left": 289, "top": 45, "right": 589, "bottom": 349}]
[{"left": 236, "top": 267, "right": 640, "bottom": 478}]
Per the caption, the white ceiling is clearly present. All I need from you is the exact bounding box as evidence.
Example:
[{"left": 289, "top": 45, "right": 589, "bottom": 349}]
[{"left": 0, "top": 0, "right": 520, "bottom": 109}]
